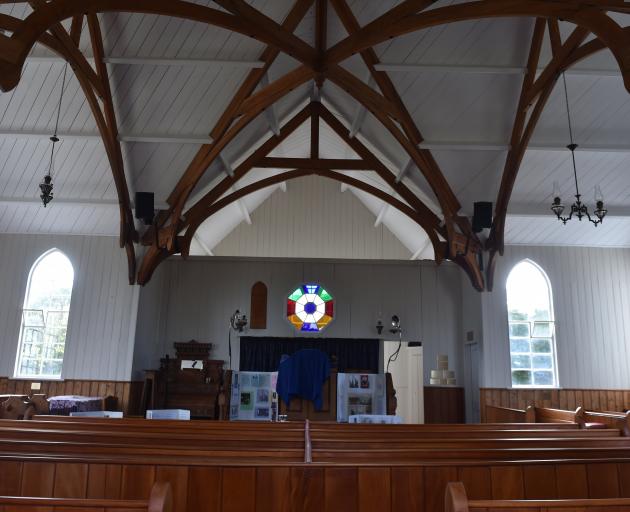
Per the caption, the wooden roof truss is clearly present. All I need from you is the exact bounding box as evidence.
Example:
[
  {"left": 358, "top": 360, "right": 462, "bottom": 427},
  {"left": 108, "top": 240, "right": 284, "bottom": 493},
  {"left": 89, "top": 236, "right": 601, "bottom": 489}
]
[{"left": 1, "top": 0, "right": 629, "bottom": 290}]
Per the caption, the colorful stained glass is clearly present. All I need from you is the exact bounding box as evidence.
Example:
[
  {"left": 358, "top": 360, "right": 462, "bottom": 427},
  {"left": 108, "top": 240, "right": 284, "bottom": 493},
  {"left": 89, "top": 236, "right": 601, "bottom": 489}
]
[{"left": 286, "top": 284, "right": 334, "bottom": 332}]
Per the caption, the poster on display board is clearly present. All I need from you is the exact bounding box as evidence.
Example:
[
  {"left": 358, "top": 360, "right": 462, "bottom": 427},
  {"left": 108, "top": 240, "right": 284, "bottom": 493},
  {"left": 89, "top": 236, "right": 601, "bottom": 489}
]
[
  {"left": 336, "top": 373, "right": 386, "bottom": 422},
  {"left": 230, "top": 371, "right": 277, "bottom": 421}
]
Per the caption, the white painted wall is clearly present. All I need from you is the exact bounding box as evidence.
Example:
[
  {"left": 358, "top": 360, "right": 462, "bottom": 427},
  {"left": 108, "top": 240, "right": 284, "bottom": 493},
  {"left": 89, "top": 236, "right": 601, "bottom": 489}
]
[
  {"left": 132, "top": 257, "right": 463, "bottom": 384},
  {"left": 479, "top": 245, "right": 630, "bottom": 389},
  {"left": 0, "top": 234, "right": 138, "bottom": 380},
  {"left": 211, "top": 176, "right": 412, "bottom": 260}
]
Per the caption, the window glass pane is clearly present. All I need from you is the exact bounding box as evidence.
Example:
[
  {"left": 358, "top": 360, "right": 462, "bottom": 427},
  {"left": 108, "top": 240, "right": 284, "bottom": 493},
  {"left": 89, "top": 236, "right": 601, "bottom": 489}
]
[
  {"left": 23, "top": 309, "right": 45, "bottom": 327},
  {"left": 506, "top": 260, "right": 557, "bottom": 387},
  {"left": 531, "top": 339, "right": 552, "bottom": 353},
  {"left": 512, "top": 370, "right": 532, "bottom": 385},
  {"left": 511, "top": 355, "right": 531, "bottom": 369},
  {"left": 510, "top": 338, "right": 530, "bottom": 353},
  {"left": 533, "top": 371, "right": 554, "bottom": 386},
  {"left": 532, "top": 355, "right": 552, "bottom": 369},
  {"left": 509, "top": 323, "right": 530, "bottom": 337},
  {"left": 532, "top": 322, "right": 553, "bottom": 337},
  {"left": 15, "top": 250, "right": 73, "bottom": 379}
]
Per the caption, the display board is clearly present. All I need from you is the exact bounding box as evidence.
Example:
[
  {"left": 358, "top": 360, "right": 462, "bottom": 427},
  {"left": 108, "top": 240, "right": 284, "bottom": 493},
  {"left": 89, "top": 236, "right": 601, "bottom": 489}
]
[
  {"left": 336, "top": 373, "right": 386, "bottom": 422},
  {"left": 229, "top": 371, "right": 277, "bottom": 421}
]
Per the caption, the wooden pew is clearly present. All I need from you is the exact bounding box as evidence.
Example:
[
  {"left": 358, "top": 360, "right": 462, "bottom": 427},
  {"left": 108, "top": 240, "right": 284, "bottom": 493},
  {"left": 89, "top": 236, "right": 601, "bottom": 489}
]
[
  {"left": 486, "top": 404, "right": 630, "bottom": 436},
  {"left": 484, "top": 404, "right": 526, "bottom": 423},
  {"left": 0, "top": 482, "right": 171, "bottom": 511},
  {"left": 445, "top": 481, "right": 630, "bottom": 511},
  {"left": 582, "top": 410, "right": 630, "bottom": 436},
  {"left": 3, "top": 417, "right": 630, "bottom": 511}
]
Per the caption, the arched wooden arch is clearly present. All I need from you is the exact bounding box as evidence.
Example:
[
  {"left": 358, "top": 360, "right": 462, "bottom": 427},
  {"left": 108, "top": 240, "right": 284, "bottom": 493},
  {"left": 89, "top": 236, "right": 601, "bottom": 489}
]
[
  {"left": 178, "top": 168, "right": 444, "bottom": 261},
  {"left": 1, "top": 0, "right": 629, "bottom": 291}
]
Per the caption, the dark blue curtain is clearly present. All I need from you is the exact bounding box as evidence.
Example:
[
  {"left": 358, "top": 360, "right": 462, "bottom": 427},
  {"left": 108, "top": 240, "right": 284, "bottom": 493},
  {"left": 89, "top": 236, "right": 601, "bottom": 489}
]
[{"left": 239, "top": 337, "right": 379, "bottom": 373}]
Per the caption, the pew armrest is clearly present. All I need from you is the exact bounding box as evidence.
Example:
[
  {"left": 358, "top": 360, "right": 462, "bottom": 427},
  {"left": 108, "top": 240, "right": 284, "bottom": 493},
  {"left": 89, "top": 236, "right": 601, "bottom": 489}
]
[
  {"left": 445, "top": 482, "right": 469, "bottom": 512},
  {"left": 149, "top": 482, "right": 172, "bottom": 512}
]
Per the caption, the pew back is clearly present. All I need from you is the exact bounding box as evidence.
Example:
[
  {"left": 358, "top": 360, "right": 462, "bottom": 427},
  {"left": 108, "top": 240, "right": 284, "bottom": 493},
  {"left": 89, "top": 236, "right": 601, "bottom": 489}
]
[
  {"left": 0, "top": 482, "right": 171, "bottom": 511},
  {"left": 445, "top": 481, "right": 630, "bottom": 511}
]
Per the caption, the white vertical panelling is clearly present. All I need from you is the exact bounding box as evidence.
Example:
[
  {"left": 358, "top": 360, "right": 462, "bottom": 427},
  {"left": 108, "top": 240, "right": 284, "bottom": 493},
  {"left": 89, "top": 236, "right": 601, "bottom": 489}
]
[
  {"left": 132, "top": 257, "right": 463, "bottom": 385},
  {"left": 0, "top": 234, "right": 137, "bottom": 380},
  {"left": 479, "top": 245, "right": 630, "bottom": 389},
  {"left": 211, "top": 176, "right": 412, "bottom": 260}
]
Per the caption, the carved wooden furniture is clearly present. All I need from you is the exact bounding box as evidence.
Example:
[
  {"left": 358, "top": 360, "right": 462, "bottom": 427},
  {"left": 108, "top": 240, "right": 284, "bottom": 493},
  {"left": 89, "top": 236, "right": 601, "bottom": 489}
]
[{"left": 144, "top": 340, "right": 224, "bottom": 419}]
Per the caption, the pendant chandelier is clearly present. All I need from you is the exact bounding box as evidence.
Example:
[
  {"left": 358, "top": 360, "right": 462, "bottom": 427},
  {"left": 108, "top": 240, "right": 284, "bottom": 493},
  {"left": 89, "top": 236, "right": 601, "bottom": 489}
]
[
  {"left": 550, "top": 73, "right": 607, "bottom": 226},
  {"left": 40, "top": 63, "right": 68, "bottom": 207}
]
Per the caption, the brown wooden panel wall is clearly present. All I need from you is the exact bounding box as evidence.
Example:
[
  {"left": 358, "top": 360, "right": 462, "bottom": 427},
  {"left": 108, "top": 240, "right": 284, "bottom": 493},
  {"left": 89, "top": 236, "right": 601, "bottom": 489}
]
[
  {"left": 480, "top": 388, "right": 630, "bottom": 421},
  {"left": 1, "top": 460, "right": 630, "bottom": 512},
  {"left": 0, "top": 377, "right": 143, "bottom": 416},
  {"left": 424, "top": 386, "right": 465, "bottom": 423}
]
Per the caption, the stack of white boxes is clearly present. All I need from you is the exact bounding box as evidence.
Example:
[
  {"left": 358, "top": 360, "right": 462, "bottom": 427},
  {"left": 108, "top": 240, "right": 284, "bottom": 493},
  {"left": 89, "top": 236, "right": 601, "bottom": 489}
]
[
  {"left": 429, "top": 354, "right": 456, "bottom": 385},
  {"left": 146, "top": 409, "right": 191, "bottom": 420}
]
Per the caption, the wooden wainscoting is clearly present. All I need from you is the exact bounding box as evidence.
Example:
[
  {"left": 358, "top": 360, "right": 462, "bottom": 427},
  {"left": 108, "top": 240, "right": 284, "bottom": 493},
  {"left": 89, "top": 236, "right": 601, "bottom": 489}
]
[
  {"left": 0, "top": 377, "right": 143, "bottom": 416},
  {"left": 424, "top": 386, "right": 465, "bottom": 423},
  {"left": 480, "top": 388, "right": 630, "bottom": 421}
]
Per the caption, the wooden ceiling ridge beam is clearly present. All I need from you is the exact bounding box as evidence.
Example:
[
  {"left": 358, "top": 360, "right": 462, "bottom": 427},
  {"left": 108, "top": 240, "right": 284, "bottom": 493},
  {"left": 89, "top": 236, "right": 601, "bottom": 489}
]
[
  {"left": 323, "top": 0, "right": 630, "bottom": 95},
  {"left": 0, "top": 0, "right": 319, "bottom": 93}
]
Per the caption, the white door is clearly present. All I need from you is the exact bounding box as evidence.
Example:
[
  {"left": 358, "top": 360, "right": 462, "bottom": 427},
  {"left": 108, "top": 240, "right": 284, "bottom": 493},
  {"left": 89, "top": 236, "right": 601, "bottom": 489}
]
[{"left": 383, "top": 341, "right": 424, "bottom": 423}]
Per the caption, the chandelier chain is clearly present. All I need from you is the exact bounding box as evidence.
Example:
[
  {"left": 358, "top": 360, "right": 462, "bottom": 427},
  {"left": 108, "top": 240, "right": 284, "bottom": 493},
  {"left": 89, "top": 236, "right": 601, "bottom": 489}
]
[
  {"left": 561, "top": 72, "right": 580, "bottom": 198},
  {"left": 47, "top": 63, "right": 68, "bottom": 179}
]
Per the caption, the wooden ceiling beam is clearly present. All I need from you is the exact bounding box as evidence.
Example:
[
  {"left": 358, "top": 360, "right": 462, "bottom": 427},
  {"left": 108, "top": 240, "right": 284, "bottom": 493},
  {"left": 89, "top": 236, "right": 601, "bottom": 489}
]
[
  {"left": 180, "top": 168, "right": 440, "bottom": 259},
  {"left": 486, "top": 21, "right": 589, "bottom": 290},
  {"left": 209, "top": 0, "right": 314, "bottom": 142},
  {"left": 0, "top": 0, "right": 317, "bottom": 93},
  {"left": 324, "top": 0, "right": 630, "bottom": 94},
  {"left": 257, "top": 157, "right": 371, "bottom": 170},
  {"left": 86, "top": 12, "right": 137, "bottom": 283},
  {"left": 329, "top": 0, "right": 422, "bottom": 144},
  {"left": 317, "top": 104, "right": 444, "bottom": 249}
]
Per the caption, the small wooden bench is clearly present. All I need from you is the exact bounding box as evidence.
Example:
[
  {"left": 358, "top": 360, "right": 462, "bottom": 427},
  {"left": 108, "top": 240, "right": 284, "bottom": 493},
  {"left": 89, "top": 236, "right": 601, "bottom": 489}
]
[
  {"left": 0, "top": 481, "right": 171, "bottom": 511},
  {"left": 445, "top": 481, "right": 630, "bottom": 511}
]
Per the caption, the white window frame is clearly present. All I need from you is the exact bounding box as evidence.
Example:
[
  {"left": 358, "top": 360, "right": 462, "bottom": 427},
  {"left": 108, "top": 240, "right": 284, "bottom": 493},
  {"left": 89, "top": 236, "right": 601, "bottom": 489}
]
[
  {"left": 506, "top": 259, "right": 559, "bottom": 389},
  {"left": 14, "top": 249, "right": 73, "bottom": 380}
]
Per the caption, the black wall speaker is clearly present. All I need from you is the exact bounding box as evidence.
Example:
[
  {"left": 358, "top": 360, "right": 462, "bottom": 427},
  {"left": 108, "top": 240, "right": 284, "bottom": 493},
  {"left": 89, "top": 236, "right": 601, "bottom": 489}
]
[
  {"left": 472, "top": 201, "right": 493, "bottom": 233},
  {"left": 134, "top": 192, "right": 154, "bottom": 225}
]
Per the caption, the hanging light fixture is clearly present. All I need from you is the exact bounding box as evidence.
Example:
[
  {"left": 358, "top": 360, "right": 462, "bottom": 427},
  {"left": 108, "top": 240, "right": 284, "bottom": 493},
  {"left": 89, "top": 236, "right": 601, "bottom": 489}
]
[
  {"left": 40, "top": 63, "right": 68, "bottom": 207},
  {"left": 550, "top": 73, "right": 607, "bottom": 226}
]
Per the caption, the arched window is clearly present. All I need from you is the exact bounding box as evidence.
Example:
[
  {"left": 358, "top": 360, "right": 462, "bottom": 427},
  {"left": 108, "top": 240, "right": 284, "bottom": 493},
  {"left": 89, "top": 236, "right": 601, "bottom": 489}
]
[
  {"left": 15, "top": 250, "right": 74, "bottom": 379},
  {"left": 506, "top": 260, "right": 557, "bottom": 388}
]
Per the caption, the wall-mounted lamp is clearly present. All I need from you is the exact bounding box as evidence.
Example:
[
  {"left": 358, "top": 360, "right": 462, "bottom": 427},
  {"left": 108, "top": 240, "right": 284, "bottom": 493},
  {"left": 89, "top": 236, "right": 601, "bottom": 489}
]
[
  {"left": 230, "top": 310, "right": 248, "bottom": 332},
  {"left": 389, "top": 315, "right": 402, "bottom": 335}
]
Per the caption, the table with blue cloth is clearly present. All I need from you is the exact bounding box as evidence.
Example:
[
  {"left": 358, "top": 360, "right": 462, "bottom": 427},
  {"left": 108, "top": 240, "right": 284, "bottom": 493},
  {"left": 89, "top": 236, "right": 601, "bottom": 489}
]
[{"left": 276, "top": 349, "right": 330, "bottom": 410}]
